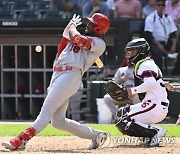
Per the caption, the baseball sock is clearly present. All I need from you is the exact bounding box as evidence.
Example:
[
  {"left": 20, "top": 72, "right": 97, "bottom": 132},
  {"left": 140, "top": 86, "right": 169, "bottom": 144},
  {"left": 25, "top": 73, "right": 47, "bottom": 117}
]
[{"left": 10, "top": 126, "right": 36, "bottom": 148}]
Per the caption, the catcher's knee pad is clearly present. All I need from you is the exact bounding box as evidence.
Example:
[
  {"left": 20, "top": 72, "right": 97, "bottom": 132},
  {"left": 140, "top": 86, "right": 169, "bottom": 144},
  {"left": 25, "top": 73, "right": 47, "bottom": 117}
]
[
  {"left": 116, "top": 104, "right": 130, "bottom": 118},
  {"left": 116, "top": 118, "right": 157, "bottom": 138}
]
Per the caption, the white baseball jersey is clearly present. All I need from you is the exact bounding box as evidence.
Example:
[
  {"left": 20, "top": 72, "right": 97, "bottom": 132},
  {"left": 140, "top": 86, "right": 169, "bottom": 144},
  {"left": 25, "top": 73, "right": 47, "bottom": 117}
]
[
  {"left": 126, "top": 58, "right": 169, "bottom": 124},
  {"left": 53, "top": 36, "right": 106, "bottom": 75},
  {"left": 131, "top": 58, "right": 169, "bottom": 104}
]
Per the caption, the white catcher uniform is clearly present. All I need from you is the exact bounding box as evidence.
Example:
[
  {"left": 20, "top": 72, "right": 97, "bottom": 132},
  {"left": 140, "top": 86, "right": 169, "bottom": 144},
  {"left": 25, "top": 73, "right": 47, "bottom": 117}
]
[
  {"left": 104, "top": 66, "right": 140, "bottom": 116},
  {"left": 115, "top": 38, "right": 167, "bottom": 147},
  {"left": 128, "top": 58, "right": 169, "bottom": 124}
]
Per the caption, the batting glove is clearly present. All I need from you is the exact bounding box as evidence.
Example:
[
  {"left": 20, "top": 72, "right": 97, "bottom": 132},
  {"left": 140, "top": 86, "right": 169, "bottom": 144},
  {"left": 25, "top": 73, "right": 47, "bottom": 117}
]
[
  {"left": 63, "top": 14, "right": 82, "bottom": 39},
  {"left": 69, "top": 14, "right": 82, "bottom": 27}
]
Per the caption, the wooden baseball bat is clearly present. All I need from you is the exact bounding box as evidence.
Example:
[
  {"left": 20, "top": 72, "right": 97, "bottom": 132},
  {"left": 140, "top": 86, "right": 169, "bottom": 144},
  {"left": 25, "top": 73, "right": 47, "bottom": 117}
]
[{"left": 95, "top": 57, "right": 104, "bottom": 68}]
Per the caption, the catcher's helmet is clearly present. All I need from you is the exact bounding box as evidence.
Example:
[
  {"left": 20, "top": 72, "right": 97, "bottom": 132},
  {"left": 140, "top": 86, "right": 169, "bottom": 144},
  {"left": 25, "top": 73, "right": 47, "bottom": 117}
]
[
  {"left": 125, "top": 38, "right": 150, "bottom": 64},
  {"left": 86, "top": 13, "right": 110, "bottom": 35}
]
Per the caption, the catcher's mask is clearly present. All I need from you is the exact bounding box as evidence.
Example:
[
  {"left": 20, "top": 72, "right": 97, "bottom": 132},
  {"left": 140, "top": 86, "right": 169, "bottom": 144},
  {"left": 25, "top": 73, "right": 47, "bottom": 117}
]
[
  {"left": 86, "top": 13, "right": 110, "bottom": 35},
  {"left": 127, "top": 57, "right": 134, "bottom": 67},
  {"left": 125, "top": 38, "right": 150, "bottom": 64}
]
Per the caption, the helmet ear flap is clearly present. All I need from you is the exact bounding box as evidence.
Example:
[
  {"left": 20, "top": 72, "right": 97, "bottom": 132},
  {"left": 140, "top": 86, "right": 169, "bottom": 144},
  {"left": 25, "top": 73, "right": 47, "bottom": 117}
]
[
  {"left": 138, "top": 47, "right": 145, "bottom": 54},
  {"left": 87, "top": 13, "right": 110, "bottom": 35},
  {"left": 93, "top": 26, "right": 103, "bottom": 35},
  {"left": 140, "top": 43, "right": 149, "bottom": 55}
]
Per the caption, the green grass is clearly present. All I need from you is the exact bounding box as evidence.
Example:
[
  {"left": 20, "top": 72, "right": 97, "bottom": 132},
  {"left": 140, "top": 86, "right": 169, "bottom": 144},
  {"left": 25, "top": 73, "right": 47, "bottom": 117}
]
[{"left": 0, "top": 124, "right": 179, "bottom": 137}]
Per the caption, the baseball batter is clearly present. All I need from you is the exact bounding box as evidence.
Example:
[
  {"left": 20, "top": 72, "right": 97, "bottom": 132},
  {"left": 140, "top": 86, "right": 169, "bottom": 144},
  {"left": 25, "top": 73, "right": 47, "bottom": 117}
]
[
  {"left": 114, "top": 38, "right": 169, "bottom": 147},
  {"left": 2, "top": 13, "right": 110, "bottom": 150},
  {"left": 104, "top": 59, "right": 140, "bottom": 121}
]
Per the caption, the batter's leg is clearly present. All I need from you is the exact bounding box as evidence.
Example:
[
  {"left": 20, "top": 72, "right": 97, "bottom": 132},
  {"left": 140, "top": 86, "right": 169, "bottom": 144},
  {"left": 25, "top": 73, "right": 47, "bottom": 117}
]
[
  {"left": 51, "top": 101, "right": 108, "bottom": 150},
  {"left": 2, "top": 71, "right": 82, "bottom": 150},
  {"left": 32, "top": 71, "right": 82, "bottom": 132},
  {"left": 68, "top": 90, "right": 82, "bottom": 121},
  {"left": 51, "top": 101, "right": 100, "bottom": 140}
]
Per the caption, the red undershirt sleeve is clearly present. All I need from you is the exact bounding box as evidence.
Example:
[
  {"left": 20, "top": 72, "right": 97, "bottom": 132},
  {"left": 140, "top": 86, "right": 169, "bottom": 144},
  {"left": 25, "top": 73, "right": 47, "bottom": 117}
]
[{"left": 57, "top": 37, "right": 69, "bottom": 57}]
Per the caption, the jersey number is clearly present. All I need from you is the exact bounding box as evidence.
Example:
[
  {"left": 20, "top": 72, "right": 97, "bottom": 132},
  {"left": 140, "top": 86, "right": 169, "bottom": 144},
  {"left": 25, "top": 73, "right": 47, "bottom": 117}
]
[
  {"left": 141, "top": 102, "right": 150, "bottom": 108},
  {"left": 71, "top": 44, "right": 80, "bottom": 53}
]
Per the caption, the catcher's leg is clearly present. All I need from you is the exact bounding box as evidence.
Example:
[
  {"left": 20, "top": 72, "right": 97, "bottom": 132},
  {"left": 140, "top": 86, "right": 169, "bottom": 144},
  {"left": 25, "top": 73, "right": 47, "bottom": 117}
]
[
  {"left": 115, "top": 117, "right": 166, "bottom": 147},
  {"left": 116, "top": 118, "right": 157, "bottom": 138},
  {"left": 116, "top": 104, "right": 131, "bottom": 118},
  {"left": 116, "top": 102, "right": 167, "bottom": 146}
]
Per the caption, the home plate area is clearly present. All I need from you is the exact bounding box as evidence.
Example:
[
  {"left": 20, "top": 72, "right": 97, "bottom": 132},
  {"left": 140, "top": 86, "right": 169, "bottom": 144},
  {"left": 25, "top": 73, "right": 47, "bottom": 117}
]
[{"left": 0, "top": 136, "right": 179, "bottom": 154}]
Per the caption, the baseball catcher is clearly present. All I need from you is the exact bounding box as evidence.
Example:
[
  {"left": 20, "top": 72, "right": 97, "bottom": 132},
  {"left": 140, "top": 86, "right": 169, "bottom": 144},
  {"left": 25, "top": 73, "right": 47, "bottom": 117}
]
[{"left": 114, "top": 38, "right": 169, "bottom": 147}]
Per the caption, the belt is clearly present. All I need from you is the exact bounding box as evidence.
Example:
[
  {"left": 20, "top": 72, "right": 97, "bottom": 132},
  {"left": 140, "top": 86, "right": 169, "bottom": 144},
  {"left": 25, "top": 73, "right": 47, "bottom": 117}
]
[
  {"left": 148, "top": 100, "right": 168, "bottom": 107},
  {"left": 54, "top": 66, "right": 73, "bottom": 72},
  {"left": 161, "top": 102, "right": 169, "bottom": 107}
]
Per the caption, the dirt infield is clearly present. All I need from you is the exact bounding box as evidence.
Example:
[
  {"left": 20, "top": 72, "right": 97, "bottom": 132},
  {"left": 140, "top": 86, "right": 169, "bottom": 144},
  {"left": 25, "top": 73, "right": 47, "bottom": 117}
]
[{"left": 0, "top": 136, "right": 179, "bottom": 154}]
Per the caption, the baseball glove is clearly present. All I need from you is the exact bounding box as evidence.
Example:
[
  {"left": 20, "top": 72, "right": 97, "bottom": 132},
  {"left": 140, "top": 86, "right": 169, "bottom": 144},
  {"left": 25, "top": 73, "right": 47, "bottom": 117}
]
[{"left": 106, "top": 80, "right": 129, "bottom": 101}]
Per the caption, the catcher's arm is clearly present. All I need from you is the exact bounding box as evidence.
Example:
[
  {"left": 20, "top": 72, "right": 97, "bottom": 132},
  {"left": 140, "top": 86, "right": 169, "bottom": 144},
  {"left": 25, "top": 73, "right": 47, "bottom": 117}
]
[
  {"left": 130, "top": 78, "right": 157, "bottom": 95},
  {"left": 165, "top": 83, "right": 180, "bottom": 93}
]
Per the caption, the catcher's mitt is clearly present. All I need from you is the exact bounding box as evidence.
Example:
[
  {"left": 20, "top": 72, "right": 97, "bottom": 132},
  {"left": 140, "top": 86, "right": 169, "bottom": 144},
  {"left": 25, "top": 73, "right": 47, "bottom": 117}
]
[{"left": 106, "top": 80, "right": 129, "bottom": 101}]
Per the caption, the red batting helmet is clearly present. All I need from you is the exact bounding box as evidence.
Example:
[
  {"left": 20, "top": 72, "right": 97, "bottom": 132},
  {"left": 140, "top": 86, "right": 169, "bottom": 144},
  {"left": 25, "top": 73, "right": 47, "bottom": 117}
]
[{"left": 86, "top": 13, "right": 110, "bottom": 35}]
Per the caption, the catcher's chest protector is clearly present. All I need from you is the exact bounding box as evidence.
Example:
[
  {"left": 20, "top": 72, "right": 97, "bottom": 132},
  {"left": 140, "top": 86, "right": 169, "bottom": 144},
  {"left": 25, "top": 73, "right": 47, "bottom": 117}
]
[
  {"left": 134, "top": 75, "right": 146, "bottom": 101},
  {"left": 134, "top": 57, "right": 152, "bottom": 77},
  {"left": 134, "top": 58, "right": 152, "bottom": 101}
]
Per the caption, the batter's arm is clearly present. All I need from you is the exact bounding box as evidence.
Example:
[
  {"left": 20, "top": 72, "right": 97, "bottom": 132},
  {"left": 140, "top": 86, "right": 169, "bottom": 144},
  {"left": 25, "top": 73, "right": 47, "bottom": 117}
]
[
  {"left": 63, "top": 14, "right": 82, "bottom": 40},
  {"left": 69, "top": 24, "right": 80, "bottom": 40},
  {"left": 69, "top": 24, "right": 92, "bottom": 50},
  {"left": 57, "top": 37, "right": 69, "bottom": 57}
]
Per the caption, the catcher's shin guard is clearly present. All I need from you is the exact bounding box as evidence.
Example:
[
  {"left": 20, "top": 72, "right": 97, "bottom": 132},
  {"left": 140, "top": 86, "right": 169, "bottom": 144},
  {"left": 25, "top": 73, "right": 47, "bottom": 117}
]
[
  {"left": 10, "top": 127, "right": 36, "bottom": 149},
  {"left": 116, "top": 118, "right": 157, "bottom": 138}
]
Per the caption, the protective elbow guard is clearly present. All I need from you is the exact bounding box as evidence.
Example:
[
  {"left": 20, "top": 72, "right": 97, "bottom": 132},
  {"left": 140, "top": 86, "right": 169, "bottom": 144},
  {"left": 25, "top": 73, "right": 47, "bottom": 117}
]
[{"left": 72, "top": 35, "right": 92, "bottom": 50}]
